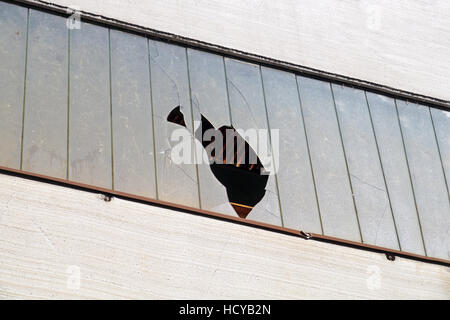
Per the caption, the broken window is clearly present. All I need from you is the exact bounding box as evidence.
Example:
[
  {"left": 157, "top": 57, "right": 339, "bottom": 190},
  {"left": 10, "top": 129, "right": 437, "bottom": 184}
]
[{"left": 0, "top": 0, "right": 448, "bottom": 260}]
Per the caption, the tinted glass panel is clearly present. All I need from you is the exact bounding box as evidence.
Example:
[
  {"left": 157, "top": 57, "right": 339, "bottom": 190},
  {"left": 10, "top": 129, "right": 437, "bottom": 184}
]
[
  {"left": 0, "top": 2, "right": 27, "bottom": 169},
  {"left": 430, "top": 108, "right": 450, "bottom": 193},
  {"left": 110, "top": 30, "right": 156, "bottom": 197},
  {"left": 397, "top": 100, "right": 450, "bottom": 260},
  {"left": 262, "top": 67, "right": 322, "bottom": 233},
  {"left": 366, "top": 93, "right": 425, "bottom": 255},
  {"left": 22, "top": 10, "right": 68, "bottom": 178},
  {"left": 332, "top": 85, "right": 399, "bottom": 249},
  {"left": 297, "top": 77, "right": 361, "bottom": 241},
  {"left": 69, "top": 22, "right": 112, "bottom": 188}
]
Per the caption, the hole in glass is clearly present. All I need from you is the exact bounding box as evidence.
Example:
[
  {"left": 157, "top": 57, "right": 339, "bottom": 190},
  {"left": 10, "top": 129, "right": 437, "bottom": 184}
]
[{"left": 168, "top": 106, "right": 269, "bottom": 218}]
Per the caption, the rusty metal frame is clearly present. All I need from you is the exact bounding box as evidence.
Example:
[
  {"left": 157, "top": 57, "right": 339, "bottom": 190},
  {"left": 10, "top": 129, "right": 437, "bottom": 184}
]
[
  {"left": 1, "top": 165, "right": 449, "bottom": 267},
  {"left": 7, "top": 0, "right": 450, "bottom": 112}
]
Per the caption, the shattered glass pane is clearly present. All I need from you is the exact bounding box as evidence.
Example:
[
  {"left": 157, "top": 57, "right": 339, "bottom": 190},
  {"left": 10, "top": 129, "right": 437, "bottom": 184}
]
[
  {"left": 149, "top": 40, "right": 199, "bottom": 208},
  {"left": 224, "top": 58, "right": 282, "bottom": 226},
  {"left": 262, "top": 66, "right": 322, "bottom": 233},
  {"left": 297, "top": 76, "right": 361, "bottom": 242}
]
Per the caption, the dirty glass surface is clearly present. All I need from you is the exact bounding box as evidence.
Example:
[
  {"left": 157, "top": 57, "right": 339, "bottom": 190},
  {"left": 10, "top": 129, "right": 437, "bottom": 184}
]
[
  {"left": 149, "top": 40, "right": 199, "bottom": 208},
  {"left": 397, "top": 100, "right": 450, "bottom": 260},
  {"left": 366, "top": 92, "right": 425, "bottom": 255},
  {"left": 297, "top": 77, "right": 361, "bottom": 241},
  {"left": 69, "top": 22, "right": 112, "bottom": 189},
  {"left": 0, "top": 2, "right": 27, "bottom": 169},
  {"left": 225, "top": 58, "right": 282, "bottom": 226},
  {"left": 22, "top": 10, "right": 68, "bottom": 179},
  {"left": 332, "top": 85, "right": 399, "bottom": 249},
  {"left": 262, "top": 67, "right": 322, "bottom": 233},
  {"left": 110, "top": 30, "right": 156, "bottom": 198}
]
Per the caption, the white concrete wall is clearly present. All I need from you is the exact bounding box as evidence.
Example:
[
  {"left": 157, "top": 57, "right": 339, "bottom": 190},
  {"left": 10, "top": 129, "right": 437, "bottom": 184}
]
[
  {"left": 38, "top": 0, "right": 450, "bottom": 102},
  {"left": 0, "top": 173, "right": 448, "bottom": 299}
]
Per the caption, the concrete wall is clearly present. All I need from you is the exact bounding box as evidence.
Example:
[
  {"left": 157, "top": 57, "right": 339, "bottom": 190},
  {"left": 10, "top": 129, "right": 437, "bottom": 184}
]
[
  {"left": 0, "top": 173, "right": 448, "bottom": 299},
  {"left": 36, "top": 0, "right": 450, "bottom": 102}
]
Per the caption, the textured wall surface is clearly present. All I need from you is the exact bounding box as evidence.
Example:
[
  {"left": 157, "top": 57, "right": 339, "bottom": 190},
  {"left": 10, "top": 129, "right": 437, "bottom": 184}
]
[
  {"left": 37, "top": 0, "right": 450, "bottom": 102},
  {"left": 0, "top": 173, "right": 449, "bottom": 299}
]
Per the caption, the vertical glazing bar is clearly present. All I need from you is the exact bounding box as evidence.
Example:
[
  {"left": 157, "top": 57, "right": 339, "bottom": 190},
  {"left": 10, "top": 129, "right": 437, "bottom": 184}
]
[
  {"left": 260, "top": 65, "right": 285, "bottom": 227},
  {"left": 66, "top": 27, "right": 70, "bottom": 179},
  {"left": 185, "top": 48, "right": 202, "bottom": 208}
]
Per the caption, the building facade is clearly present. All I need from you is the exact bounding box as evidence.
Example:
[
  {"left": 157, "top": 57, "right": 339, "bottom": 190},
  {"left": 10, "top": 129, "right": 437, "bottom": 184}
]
[{"left": 0, "top": 0, "right": 449, "bottom": 299}]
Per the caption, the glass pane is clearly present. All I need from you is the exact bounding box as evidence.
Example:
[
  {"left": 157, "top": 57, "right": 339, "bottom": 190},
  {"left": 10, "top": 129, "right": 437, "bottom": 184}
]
[
  {"left": 187, "top": 49, "right": 233, "bottom": 215},
  {"left": 430, "top": 108, "right": 450, "bottom": 192},
  {"left": 262, "top": 67, "right": 322, "bottom": 233},
  {"left": 0, "top": 2, "right": 27, "bottom": 169},
  {"left": 332, "top": 85, "right": 398, "bottom": 249},
  {"left": 297, "top": 76, "right": 360, "bottom": 241},
  {"left": 110, "top": 30, "right": 156, "bottom": 198},
  {"left": 367, "top": 92, "right": 425, "bottom": 255},
  {"left": 22, "top": 10, "right": 68, "bottom": 178},
  {"left": 225, "top": 58, "right": 282, "bottom": 226},
  {"left": 149, "top": 40, "right": 199, "bottom": 208},
  {"left": 397, "top": 100, "right": 450, "bottom": 259},
  {"left": 69, "top": 22, "right": 112, "bottom": 189},
  {"left": 1, "top": 1, "right": 447, "bottom": 259}
]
